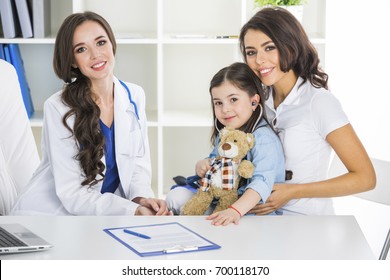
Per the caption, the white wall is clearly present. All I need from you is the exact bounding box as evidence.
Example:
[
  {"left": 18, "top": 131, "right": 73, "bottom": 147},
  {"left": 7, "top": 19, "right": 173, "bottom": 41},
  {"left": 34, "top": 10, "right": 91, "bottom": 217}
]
[
  {"left": 326, "top": 0, "right": 390, "bottom": 161},
  {"left": 326, "top": 0, "right": 390, "bottom": 259}
]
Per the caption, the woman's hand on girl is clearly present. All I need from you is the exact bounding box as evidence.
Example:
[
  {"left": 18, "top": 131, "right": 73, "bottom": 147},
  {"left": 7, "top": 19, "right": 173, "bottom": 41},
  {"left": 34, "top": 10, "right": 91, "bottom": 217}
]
[{"left": 248, "top": 183, "right": 293, "bottom": 215}]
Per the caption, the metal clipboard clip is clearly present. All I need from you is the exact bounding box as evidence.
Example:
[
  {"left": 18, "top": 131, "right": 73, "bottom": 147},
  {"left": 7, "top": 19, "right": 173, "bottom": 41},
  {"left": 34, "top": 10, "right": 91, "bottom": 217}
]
[{"left": 162, "top": 245, "right": 199, "bottom": 254}]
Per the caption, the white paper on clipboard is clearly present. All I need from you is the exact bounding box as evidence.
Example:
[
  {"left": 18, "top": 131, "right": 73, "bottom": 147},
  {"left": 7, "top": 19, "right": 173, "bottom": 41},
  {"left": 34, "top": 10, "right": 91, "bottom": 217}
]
[{"left": 103, "top": 222, "right": 220, "bottom": 257}]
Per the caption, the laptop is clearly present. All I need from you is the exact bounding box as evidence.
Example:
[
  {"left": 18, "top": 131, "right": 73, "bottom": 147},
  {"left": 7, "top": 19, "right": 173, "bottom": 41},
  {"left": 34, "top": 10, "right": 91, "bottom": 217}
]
[{"left": 0, "top": 224, "right": 52, "bottom": 254}]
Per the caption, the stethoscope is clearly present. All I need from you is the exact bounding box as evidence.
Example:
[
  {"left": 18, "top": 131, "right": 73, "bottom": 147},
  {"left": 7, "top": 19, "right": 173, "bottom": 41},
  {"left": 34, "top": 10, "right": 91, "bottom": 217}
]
[
  {"left": 119, "top": 80, "right": 140, "bottom": 120},
  {"left": 118, "top": 79, "right": 145, "bottom": 158}
]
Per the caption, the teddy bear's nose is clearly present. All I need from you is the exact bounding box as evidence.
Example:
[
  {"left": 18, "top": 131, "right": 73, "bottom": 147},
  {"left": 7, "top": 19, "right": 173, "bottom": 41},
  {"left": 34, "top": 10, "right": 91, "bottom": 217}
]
[{"left": 222, "top": 143, "right": 231, "bottom": 151}]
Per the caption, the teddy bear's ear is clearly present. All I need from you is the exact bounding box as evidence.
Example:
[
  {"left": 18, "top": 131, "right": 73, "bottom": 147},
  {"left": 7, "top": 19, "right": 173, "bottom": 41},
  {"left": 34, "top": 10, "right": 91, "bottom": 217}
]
[
  {"left": 220, "top": 126, "right": 233, "bottom": 137},
  {"left": 219, "top": 127, "right": 228, "bottom": 137},
  {"left": 246, "top": 133, "right": 255, "bottom": 149}
]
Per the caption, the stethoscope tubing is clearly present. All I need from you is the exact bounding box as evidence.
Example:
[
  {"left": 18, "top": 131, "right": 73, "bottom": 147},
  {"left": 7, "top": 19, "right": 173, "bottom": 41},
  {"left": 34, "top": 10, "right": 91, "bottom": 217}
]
[{"left": 119, "top": 80, "right": 140, "bottom": 120}]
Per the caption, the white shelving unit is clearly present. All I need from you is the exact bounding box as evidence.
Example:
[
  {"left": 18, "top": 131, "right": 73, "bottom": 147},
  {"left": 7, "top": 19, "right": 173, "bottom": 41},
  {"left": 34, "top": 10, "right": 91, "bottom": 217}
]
[{"left": 0, "top": 0, "right": 327, "bottom": 198}]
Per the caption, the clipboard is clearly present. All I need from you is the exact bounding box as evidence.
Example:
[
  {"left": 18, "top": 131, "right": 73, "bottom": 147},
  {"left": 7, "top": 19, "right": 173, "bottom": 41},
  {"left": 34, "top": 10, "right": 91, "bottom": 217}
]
[{"left": 103, "top": 222, "right": 221, "bottom": 257}]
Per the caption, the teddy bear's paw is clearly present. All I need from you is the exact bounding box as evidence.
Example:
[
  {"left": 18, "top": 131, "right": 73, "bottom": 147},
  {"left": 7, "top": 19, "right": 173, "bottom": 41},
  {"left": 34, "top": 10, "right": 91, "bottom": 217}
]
[
  {"left": 238, "top": 160, "right": 255, "bottom": 178},
  {"left": 181, "top": 191, "right": 214, "bottom": 215}
]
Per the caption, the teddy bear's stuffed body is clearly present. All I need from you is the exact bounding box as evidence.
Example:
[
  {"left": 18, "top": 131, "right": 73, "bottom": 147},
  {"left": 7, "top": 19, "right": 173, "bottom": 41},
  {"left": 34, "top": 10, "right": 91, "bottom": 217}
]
[{"left": 181, "top": 127, "right": 255, "bottom": 215}]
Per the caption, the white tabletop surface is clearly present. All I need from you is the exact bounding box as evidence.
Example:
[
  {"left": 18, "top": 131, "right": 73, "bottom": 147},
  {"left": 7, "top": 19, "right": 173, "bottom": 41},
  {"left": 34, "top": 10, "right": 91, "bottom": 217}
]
[{"left": 0, "top": 215, "right": 375, "bottom": 260}]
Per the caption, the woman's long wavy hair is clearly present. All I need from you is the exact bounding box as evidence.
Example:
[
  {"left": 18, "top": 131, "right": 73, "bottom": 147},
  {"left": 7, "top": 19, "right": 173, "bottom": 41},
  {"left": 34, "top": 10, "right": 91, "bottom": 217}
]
[
  {"left": 239, "top": 7, "right": 328, "bottom": 90},
  {"left": 209, "top": 62, "right": 270, "bottom": 144},
  {"left": 53, "top": 11, "right": 117, "bottom": 187}
]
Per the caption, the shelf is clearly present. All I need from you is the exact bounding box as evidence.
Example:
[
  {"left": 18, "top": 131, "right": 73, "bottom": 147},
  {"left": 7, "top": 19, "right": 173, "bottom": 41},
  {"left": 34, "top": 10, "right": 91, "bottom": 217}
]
[
  {"left": 29, "top": 110, "right": 159, "bottom": 128},
  {"left": 162, "top": 110, "right": 213, "bottom": 127},
  {"left": 0, "top": 38, "right": 56, "bottom": 44},
  {"left": 309, "top": 35, "right": 326, "bottom": 45},
  {"left": 0, "top": 37, "right": 158, "bottom": 45},
  {"left": 162, "top": 37, "right": 240, "bottom": 45},
  {"left": 29, "top": 111, "right": 44, "bottom": 128},
  {"left": 116, "top": 38, "right": 158, "bottom": 45}
]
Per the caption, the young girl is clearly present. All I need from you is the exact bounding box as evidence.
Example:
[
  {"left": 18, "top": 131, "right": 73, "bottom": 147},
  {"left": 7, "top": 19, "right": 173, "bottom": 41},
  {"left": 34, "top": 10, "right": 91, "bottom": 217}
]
[
  {"left": 166, "top": 62, "right": 286, "bottom": 225},
  {"left": 240, "top": 7, "right": 375, "bottom": 215}
]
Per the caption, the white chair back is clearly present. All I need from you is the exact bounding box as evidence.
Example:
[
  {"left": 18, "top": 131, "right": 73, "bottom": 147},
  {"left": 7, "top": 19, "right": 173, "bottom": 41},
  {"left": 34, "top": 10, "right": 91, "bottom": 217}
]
[
  {"left": 0, "top": 60, "right": 39, "bottom": 215},
  {"left": 328, "top": 155, "right": 390, "bottom": 260},
  {"left": 328, "top": 156, "right": 390, "bottom": 205}
]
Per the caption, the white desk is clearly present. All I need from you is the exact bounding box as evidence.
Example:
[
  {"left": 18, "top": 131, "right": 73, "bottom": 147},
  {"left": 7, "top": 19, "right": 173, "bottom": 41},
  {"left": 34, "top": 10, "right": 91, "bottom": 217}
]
[{"left": 0, "top": 215, "right": 375, "bottom": 260}]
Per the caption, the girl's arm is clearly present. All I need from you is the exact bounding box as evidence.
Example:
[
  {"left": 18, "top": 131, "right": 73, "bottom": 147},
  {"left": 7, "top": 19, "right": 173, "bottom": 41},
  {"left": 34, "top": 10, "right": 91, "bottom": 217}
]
[
  {"left": 207, "top": 189, "right": 260, "bottom": 226},
  {"left": 250, "top": 124, "right": 376, "bottom": 215}
]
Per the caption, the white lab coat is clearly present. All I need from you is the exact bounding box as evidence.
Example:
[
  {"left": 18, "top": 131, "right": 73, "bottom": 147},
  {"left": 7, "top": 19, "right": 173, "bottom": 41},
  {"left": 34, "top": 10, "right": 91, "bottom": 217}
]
[
  {"left": 11, "top": 77, "right": 154, "bottom": 215},
  {"left": 0, "top": 60, "right": 39, "bottom": 215}
]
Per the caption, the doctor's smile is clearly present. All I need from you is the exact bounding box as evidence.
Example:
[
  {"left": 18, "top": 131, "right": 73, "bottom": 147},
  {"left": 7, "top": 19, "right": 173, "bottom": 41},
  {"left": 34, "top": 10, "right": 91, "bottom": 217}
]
[{"left": 92, "top": 61, "right": 107, "bottom": 70}]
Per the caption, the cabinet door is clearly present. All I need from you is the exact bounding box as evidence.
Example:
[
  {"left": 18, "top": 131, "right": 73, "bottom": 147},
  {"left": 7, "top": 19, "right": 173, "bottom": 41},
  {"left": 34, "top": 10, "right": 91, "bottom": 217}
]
[
  {"left": 163, "top": 0, "right": 242, "bottom": 39},
  {"left": 163, "top": 127, "right": 212, "bottom": 192},
  {"left": 115, "top": 44, "right": 158, "bottom": 123},
  {"left": 73, "top": 0, "right": 157, "bottom": 39},
  {"left": 163, "top": 44, "right": 242, "bottom": 127}
]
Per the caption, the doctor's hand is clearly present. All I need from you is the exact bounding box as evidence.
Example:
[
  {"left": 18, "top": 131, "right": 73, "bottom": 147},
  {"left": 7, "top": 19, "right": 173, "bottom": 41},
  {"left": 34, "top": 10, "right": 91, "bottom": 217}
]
[
  {"left": 195, "top": 158, "right": 211, "bottom": 178},
  {"left": 135, "top": 205, "right": 156, "bottom": 215},
  {"left": 134, "top": 197, "right": 173, "bottom": 216},
  {"left": 247, "top": 183, "right": 293, "bottom": 215}
]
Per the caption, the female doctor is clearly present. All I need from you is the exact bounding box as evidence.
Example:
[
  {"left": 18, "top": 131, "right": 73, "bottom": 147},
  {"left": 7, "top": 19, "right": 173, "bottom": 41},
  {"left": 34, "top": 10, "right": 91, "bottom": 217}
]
[{"left": 11, "top": 12, "right": 170, "bottom": 216}]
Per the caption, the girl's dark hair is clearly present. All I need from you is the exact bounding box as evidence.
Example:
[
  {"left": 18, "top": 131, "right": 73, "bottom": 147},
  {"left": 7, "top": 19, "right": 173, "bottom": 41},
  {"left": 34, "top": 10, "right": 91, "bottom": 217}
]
[
  {"left": 209, "top": 62, "right": 270, "bottom": 144},
  {"left": 239, "top": 6, "right": 328, "bottom": 90},
  {"left": 53, "top": 11, "right": 117, "bottom": 187}
]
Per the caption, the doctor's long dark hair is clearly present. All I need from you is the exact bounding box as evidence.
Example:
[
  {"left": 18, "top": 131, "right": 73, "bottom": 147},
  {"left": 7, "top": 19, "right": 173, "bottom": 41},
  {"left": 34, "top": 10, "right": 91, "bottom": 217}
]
[{"left": 53, "top": 12, "right": 117, "bottom": 187}]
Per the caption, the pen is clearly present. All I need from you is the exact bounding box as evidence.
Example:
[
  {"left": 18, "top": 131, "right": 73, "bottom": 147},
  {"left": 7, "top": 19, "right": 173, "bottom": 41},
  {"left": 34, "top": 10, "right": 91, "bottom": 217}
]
[{"left": 123, "top": 229, "right": 151, "bottom": 239}]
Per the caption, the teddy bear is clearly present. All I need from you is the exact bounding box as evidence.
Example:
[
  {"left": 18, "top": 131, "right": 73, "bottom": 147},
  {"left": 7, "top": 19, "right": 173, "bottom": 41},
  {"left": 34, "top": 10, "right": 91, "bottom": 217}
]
[{"left": 181, "top": 127, "right": 255, "bottom": 215}]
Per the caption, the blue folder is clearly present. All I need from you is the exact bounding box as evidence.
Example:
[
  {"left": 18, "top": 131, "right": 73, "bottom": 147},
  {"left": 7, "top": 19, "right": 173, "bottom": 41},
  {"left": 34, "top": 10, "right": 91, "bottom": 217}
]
[
  {"left": 0, "top": 44, "right": 5, "bottom": 60},
  {"left": 3, "top": 44, "right": 34, "bottom": 118},
  {"left": 103, "top": 222, "right": 221, "bottom": 257}
]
